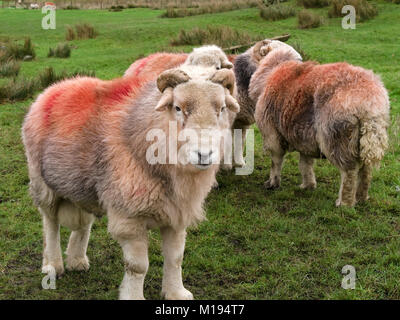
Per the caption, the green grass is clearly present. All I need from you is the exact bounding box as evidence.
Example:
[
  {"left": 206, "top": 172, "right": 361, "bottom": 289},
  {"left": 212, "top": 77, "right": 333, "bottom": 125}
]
[{"left": 0, "top": 2, "right": 400, "bottom": 299}]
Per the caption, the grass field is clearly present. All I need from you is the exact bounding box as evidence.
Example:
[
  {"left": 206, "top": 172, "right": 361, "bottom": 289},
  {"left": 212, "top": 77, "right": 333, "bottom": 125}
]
[{"left": 1, "top": 1, "right": 400, "bottom": 299}]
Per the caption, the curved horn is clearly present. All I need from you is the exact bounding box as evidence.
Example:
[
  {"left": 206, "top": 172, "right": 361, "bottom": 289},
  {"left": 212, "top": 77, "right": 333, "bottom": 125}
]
[
  {"left": 157, "top": 69, "right": 191, "bottom": 93},
  {"left": 209, "top": 69, "right": 235, "bottom": 95},
  {"left": 253, "top": 39, "right": 272, "bottom": 62}
]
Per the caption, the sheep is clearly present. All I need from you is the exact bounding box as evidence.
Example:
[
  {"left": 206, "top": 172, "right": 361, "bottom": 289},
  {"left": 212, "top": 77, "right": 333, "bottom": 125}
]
[
  {"left": 248, "top": 41, "right": 390, "bottom": 207},
  {"left": 124, "top": 46, "right": 241, "bottom": 169},
  {"left": 22, "top": 63, "right": 240, "bottom": 299},
  {"left": 184, "top": 45, "right": 233, "bottom": 70},
  {"left": 124, "top": 52, "right": 188, "bottom": 78}
]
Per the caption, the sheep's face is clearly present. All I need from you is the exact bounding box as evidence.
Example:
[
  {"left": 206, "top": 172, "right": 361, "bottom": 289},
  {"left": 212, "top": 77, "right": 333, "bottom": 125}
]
[
  {"left": 187, "top": 45, "right": 233, "bottom": 71},
  {"left": 155, "top": 68, "right": 239, "bottom": 171}
]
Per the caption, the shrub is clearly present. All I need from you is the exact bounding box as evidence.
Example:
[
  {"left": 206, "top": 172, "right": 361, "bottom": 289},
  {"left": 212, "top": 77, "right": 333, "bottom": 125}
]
[
  {"left": 298, "top": 9, "right": 324, "bottom": 28},
  {"left": 328, "top": 0, "right": 378, "bottom": 22},
  {"left": 297, "top": 0, "right": 330, "bottom": 8},
  {"left": 0, "top": 59, "right": 20, "bottom": 77},
  {"left": 48, "top": 43, "right": 71, "bottom": 58},
  {"left": 170, "top": 26, "right": 257, "bottom": 48},
  {"left": 259, "top": 4, "right": 296, "bottom": 21}
]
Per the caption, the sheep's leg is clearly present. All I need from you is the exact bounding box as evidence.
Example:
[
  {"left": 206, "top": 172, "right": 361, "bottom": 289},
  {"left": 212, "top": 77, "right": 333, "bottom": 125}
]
[
  {"left": 41, "top": 208, "right": 64, "bottom": 276},
  {"left": 161, "top": 227, "right": 193, "bottom": 300},
  {"left": 233, "top": 126, "right": 248, "bottom": 167},
  {"left": 265, "top": 148, "right": 285, "bottom": 189},
  {"left": 299, "top": 153, "right": 316, "bottom": 190},
  {"left": 108, "top": 212, "right": 149, "bottom": 300},
  {"left": 118, "top": 236, "right": 149, "bottom": 300},
  {"left": 336, "top": 168, "right": 359, "bottom": 207},
  {"left": 65, "top": 215, "right": 95, "bottom": 272},
  {"left": 356, "top": 164, "right": 372, "bottom": 203}
]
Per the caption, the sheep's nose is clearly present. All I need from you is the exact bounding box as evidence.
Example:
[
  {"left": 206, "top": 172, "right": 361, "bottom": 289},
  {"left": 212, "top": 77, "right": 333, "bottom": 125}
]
[{"left": 197, "top": 150, "right": 213, "bottom": 165}]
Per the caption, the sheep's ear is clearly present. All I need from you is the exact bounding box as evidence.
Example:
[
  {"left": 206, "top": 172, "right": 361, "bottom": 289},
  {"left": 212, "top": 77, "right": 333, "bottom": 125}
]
[
  {"left": 157, "top": 69, "right": 191, "bottom": 93},
  {"left": 253, "top": 40, "right": 272, "bottom": 62},
  {"left": 221, "top": 60, "right": 233, "bottom": 69},
  {"left": 225, "top": 91, "right": 240, "bottom": 113},
  {"left": 155, "top": 87, "right": 173, "bottom": 112},
  {"left": 209, "top": 69, "right": 235, "bottom": 95}
]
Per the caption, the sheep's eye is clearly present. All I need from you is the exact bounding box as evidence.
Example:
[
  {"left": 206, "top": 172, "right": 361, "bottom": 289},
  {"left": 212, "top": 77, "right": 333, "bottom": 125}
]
[
  {"left": 175, "top": 106, "right": 181, "bottom": 112},
  {"left": 221, "top": 106, "right": 226, "bottom": 112}
]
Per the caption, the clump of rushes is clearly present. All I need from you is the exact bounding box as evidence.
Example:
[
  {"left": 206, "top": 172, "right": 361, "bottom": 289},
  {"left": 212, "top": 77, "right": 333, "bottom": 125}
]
[
  {"left": 297, "top": 0, "right": 330, "bottom": 8},
  {"left": 291, "top": 41, "right": 312, "bottom": 61},
  {"left": 259, "top": 3, "right": 296, "bottom": 21},
  {"left": 0, "top": 58, "right": 20, "bottom": 77},
  {"left": 0, "top": 37, "right": 35, "bottom": 61},
  {"left": 48, "top": 43, "right": 71, "bottom": 58},
  {"left": 75, "top": 23, "right": 98, "bottom": 39},
  {"left": 65, "top": 25, "right": 76, "bottom": 40},
  {"left": 329, "top": 0, "right": 378, "bottom": 21},
  {"left": 65, "top": 23, "right": 98, "bottom": 40},
  {"left": 38, "top": 67, "right": 95, "bottom": 88},
  {"left": 170, "top": 25, "right": 257, "bottom": 47},
  {"left": 0, "top": 77, "right": 36, "bottom": 103},
  {"left": 298, "top": 9, "right": 324, "bottom": 28}
]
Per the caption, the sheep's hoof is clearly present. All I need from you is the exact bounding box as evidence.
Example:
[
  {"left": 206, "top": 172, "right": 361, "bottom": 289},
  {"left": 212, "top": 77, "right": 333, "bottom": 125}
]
[
  {"left": 162, "top": 288, "right": 194, "bottom": 300},
  {"left": 42, "top": 263, "right": 64, "bottom": 277},
  {"left": 66, "top": 255, "right": 90, "bottom": 271},
  {"left": 264, "top": 179, "right": 280, "bottom": 190},
  {"left": 233, "top": 159, "right": 246, "bottom": 168},
  {"left": 299, "top": 182, "right": 316, "bottom": 190},
  {"left": 335, "top": 199, "right": 355, "bottom": 208}
]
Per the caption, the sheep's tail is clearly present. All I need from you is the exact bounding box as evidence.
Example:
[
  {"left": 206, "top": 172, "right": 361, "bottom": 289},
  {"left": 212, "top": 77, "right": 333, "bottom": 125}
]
[{"left": 359, "top": 116, "right": 389, "bottom": 168}]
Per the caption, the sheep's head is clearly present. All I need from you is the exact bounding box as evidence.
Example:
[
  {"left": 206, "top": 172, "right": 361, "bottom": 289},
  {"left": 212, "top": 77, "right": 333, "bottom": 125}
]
[
  {"left": 155, "top": 68, "right": 239, "bottom": 171},
  {"left": 252, "top": 40, "right": 302, "bottom": 63},
  {"left": 186, "top": 45, "right": 233, "bottom": 70}
]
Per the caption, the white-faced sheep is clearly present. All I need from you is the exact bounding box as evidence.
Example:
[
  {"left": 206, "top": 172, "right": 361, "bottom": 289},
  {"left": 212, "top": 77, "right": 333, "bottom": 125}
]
[
  {"left": 248, "top": 40, "right": 390, "bottom": 207},
  {"left": 22, "top": 63, "right": 240, "bottom": 299}
]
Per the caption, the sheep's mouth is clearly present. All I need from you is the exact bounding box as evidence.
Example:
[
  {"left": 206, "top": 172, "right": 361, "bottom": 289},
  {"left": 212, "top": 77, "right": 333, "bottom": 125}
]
[{"left": 195, "top": 163, "right": 212, "bottom": 170}]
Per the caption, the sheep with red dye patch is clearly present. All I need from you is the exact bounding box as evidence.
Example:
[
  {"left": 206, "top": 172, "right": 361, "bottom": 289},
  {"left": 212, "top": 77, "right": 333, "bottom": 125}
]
[
  {"left": 22, "top": 63, "right": 240, "bottom": 299},
  {"left": 249, "top": 41, "right": 390, "bottom": 207},
  {"left": 124, "top": 47, "right": 245, "bottom": 168}
]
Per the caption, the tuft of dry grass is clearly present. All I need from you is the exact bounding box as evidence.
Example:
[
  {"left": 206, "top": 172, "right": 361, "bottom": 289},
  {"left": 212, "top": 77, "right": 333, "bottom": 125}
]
[
  {"left": 170, "top": 25, "right": 258, "bottom": 48},
  {"left": 328, "top": 0, "right": 378, "bottom": 22},
  {"left": 161, "top": 0, "right": 258, "bottom": 18},
  {"left": 298, "top": 9, "right": 324, "bottom": 28},
  {"left": 0, "top": 37, "right": 35, "bottom": 61},
  {"left": 75, "top": 23, "right": 98, "bottom": 39},
  {"left": 48, "top": 43, "right": 71, "bottom": 58},
  {"left": 388, "top": 115, "right": 400, "bottom": 155},
  {"left": 259, "top": 4, "right": 296, "bottom": 21},
  {"left": 66, "top": 23, "right": 98, "bottom": 40},
  {"left": 291, "top": 41, "right": 312, "bottom": 61},
  {"left": 38, "top": 67, "right": 95, "bottom": 89},
  {"left": 65, "top": 25, "right": 76, "bottom": 41},
  {"left": 0, "top": 58, "right": 20, "bottom": 77},
  {"left": 297, "top": 0, "right": 330, "bottom": 8},
  {"left": 0, "top": 77, "right": 36, "bottom": 103}
]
